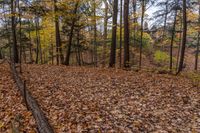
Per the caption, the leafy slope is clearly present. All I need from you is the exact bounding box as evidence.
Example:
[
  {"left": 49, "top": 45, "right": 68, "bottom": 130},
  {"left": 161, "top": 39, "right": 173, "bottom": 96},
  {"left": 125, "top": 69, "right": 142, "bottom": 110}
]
[
  {"left": 0, "top": 64, "right": 36, "bottom": 133},
  {"left": 21, "top": 64, "right": 200, "bottom": 133}
]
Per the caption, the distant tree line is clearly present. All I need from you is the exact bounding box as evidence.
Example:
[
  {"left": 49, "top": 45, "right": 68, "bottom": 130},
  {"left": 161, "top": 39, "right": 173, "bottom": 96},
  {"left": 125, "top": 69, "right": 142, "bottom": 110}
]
[{"left": 0, "top": 0, "right": 199, "bottom": 73}]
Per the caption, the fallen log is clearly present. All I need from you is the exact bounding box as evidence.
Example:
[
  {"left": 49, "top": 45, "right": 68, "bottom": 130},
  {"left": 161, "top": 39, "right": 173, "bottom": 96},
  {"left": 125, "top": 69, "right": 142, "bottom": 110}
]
[{"left": 9, "top": 61, "right": 54, "bottom": 133}]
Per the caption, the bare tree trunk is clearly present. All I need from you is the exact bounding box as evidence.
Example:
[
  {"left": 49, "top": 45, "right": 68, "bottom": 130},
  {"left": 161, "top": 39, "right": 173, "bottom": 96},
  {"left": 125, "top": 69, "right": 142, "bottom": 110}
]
[
  {"left": 55, "top": 0, "right": 60, "bottom": 65},
  {"left": 39, "top": 33, "right": 43, "bottom": 64},
  {"left": 23, "top": 46, "right": 27, "bottom": 63},
  {"left": 11, "top": 0, "right": 19, "bottom": 63},
  {"left": 124, "top": 0, "right": 130, "bottom": 68},
  {"left": 3, "top": 3, "right": 12, "bottom": 60},
  {"left": 170, "top": 8, "right": 177, "bottom": 71},
  {"left": 109, "top": 0, "right": 118, "bottom": 67},
  {"left": 195, "top": 3, "right": 200, "bottom": 71},
  {"left": 28, "top": 20, "right": 33, "bottom": 63},
  {"left": 76, "top": 30, "right": 81, "bottom": 66},
  {"left": 65, "top": 2, "right": 79, "bottom": 65},
  {"left": 102, "top": 0, "right": 108, "bottom": 66},
  {"left": 80, "top": 50, "right": 83, "bottom": 65},
  {"left": 54, "top": 0, "right": 64, "bottom": 65},
  {"left": 132, "top": 0, "right": 137, "bottom": 66},
  {"left": 139, "top": 0, "right": 144, "bottom": 68},
  {"left": 119, "top": 0, "right": 123, "bottom": 67},
  {"left": 132, "top": 0, "right": 137, "bottom": 44},
  {"left": 176, "top": 30, "right": 182, "bottom": 71},
  {"left": 177, "top": 0, "right": 187, "bottom": 74},
  {"left": 35, "top": 16, "right": 40, "bottom": 64},
  {"left": 93, "top": 0, "right": 98, "bottom": 67},
  {"left": 43, "top": 50, "right": 46, "bottom": 63},
  {"left": 0, "top": 48, "right": 2, "bottom": 59},
  {"left": 17, "top": 0, "right": 23, "bottom": 72},
  {"left": 51, "top": 43, "right": 54, "bottom": 65},
  {"left": 163, "top": 0, "right": 168, "bottom": 40},
  {"left": 176, "top": 10, "right": 182, "bottom": 71},
  {"left": 195, "top": 33, "right": 200, "bottom": 71}
]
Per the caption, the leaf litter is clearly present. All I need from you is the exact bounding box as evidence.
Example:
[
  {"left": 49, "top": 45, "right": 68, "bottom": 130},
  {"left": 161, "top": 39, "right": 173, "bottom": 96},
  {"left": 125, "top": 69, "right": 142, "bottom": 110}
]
[
  {"left": 0, "top": 64, "right": 36, "bottom": 133},
  {"left": 20, "top": 64, "right": 200, "bottom": 133},
  {"left": 1, "top": 62, "right": 200, "bottom": 133}
]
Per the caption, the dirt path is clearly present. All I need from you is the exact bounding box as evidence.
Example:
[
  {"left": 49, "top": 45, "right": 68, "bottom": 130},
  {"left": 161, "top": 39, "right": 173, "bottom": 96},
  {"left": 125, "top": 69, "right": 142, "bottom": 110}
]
[
  {"left": 22, "top": 64, "right": 200, "bottom": 133},
  {"left": 0, "top": 63, "right": 36, "bottom": 132}
]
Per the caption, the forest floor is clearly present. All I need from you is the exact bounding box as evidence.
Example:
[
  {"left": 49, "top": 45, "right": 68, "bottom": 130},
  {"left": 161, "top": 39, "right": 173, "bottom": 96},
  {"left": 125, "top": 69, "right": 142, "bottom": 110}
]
[
  {"left": 0, "top": 63, "right": 36, "bottom": 133},
  {"left": 0, "top": 61, "right": 200, "bottom": 132}
]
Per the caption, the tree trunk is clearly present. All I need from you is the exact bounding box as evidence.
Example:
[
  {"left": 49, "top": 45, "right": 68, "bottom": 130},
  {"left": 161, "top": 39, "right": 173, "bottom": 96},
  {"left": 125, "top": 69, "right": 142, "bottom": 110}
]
[
  {"left": 124, "top": 0, "right": 130, "bottom": 68},
  {"left": 176, "top": 30, "right": 182, "bottom": 71},
  {"left": 132, "top": 0, "right": 137, "bottom": 46},
  {"left": 28, "top": 20, "right": 33, "bottom": 63},
  {"left": 195, "top": 3, "right": 200, "bottom": 71},
  {"left": 195, "top": 33, "right": 200, "bottom": 71},
  {"left": 102, "top": 0, "right": 108, "bottom": 66},
  {"left": 132, "top": 0, "right": 137, "bottom": 66},
  {"left": 39, "top": 35, "right": 43, "bottom": 64},
  {"left": 76, "top": 30, "right": 81, "bottom": 66},
  {"left": 54, "top": 0, "right": 64, "bottom": 65},
  {"left": 177, "top": 0, "right": 187, "bottom": 74},
  {"left": 169, "top": 8, "right": 177, "bottom": 71},
  {"left": 93, "top": 0, "right": 98, "bottom": 67},
  {"left": 11, "top": 0, "right": 19, "bottom": 63},
  {"left": 109, "top": 0, "right": 118, "bottom": 67},
  {"left": 139, "top": 0, "right": 144, "bottom": 68},
  {"left": 51, "top": 43, "right": 54, "bottom": 65},
  {"left": 119, "top": 0, "right": 123, "bottom": 67},
  {"left": 64, "top": 2, "right": 79, "bottom": 65},
  {"left": 176, "top": 10, "right": 182, "bottom": 71},
  {"left": 35, "top": 16, "right": 40, "bottom": 64},
  {"left": 0, "top": 48, "right": 2, "bottom": 59},
  {"left": 163, "top": 0, "right": 168, "bottom": 40},
  {"left": 17, "top": 0, "right": 22, "bottom": 72}
]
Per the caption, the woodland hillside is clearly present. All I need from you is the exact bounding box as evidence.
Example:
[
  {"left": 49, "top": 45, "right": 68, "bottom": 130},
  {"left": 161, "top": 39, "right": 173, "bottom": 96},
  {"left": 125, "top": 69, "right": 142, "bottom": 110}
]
[{"left": 0, "top": 0, "right": 200, "bottom": 132}]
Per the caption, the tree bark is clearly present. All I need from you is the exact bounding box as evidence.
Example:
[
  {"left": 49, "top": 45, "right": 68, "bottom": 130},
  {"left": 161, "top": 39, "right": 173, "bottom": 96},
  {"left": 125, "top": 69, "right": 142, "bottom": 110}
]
[
  {"left": 124, "top": 0, "right": 130, "bottom": 68},
  {"left": 139, "top": 0, "right": 144, "bottom": 68},
  {"left": 76, "top": 30, "right": 81, "bottom": 66},
  {"left": 177, "top": 0, "right": 187, "bottom": 74},
  {"left": 93, "top": 0, "right": 98, "bottom": 67},
  {"left": 119, "top": 0, "right": 123, "bottom": 67},
  {"left": 64, "top": 2, "right": 79, "bottom": 65},
  {"left": 176, "top": 29, "right": 182, "bottom": 71},
  {"left": 54, "top": 0, "right": 64, "bottom": 65},
  {"left": 169, "top": 8, "right": 177, "bottom": 71},
  {"left": 109, "top": 0, "right": 118, "bottom": 67},
  {"left": 17, "top": 0, "right": 22, "bottom": 72},
  {"left": 195, "top": 3, "right": 200, "bottom": 71},
  {"left": 35, "top": 16, "right": 40, "bottom": 64},
  {"left": 11, "top": 0, "right": 19, "bottom": 63},
  {"left": 132, "top": 0, "right": 137, "bottom": 47},
  {"left": 0, "top": 48, "right": 2, "bottom": 59},
  {"left": 163, "top": 0, "right": 169, "bottom": 40},
  {"left": 28, "top": 20, "right": 33, "bottom": 63},
  {"left": 102, "top": 0, "right": 108, "bottom": 66}
]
